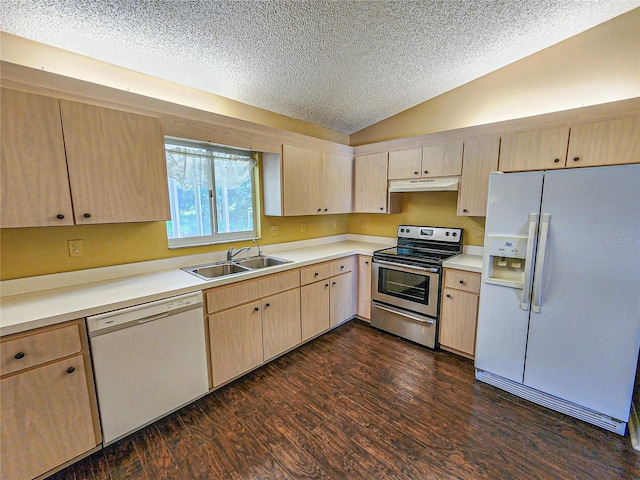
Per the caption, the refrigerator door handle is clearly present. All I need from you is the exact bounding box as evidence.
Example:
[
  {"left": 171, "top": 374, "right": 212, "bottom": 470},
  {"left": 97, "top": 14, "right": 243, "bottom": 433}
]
[
  {"left": 532, "top": 214, "right": 551, "bottom": 313},
  {"left": 520, "top": 213, "right": 539, "bottom": 311}
]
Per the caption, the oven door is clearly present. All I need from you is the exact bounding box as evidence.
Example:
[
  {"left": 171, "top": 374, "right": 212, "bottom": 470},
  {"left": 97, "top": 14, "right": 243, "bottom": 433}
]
[{"left": 371, "top": 259, "right": 439, "bottom": 318}]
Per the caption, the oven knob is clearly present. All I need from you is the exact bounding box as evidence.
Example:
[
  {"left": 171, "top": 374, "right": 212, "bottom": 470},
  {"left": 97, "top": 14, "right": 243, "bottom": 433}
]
[
  {"left": 400, "top": 228, "right": 405, "bottom": 233},
  {"left": 452, "top": 232, "right": 457, "bottom": 237},
  {"left": 445, "top": 232, "right": 450, "bottom": 236},
  {"left": 406, "top": 228, "right": 410, "bottom": 233}
]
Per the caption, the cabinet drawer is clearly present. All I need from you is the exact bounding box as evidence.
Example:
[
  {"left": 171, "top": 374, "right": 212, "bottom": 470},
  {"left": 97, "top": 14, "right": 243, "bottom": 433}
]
[
  {"left": 300, "top": 262, "right": 331, "bottom": 286},
  {"left": 1, "top": 323, "right": 82, "bottom": 376},
  {"left": 330, "top": 256, "right": 354, "bottom": 277},
  {"left": 206, "top": 270, "right": 300, "bottom": 313},
  {"left": 444, "top": 269, "right": 481, "bottom": 294}
]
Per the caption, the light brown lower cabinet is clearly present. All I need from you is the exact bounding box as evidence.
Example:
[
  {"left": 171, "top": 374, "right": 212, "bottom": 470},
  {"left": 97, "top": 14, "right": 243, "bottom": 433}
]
[
  {"left": 205, "top": 270, "right": 302, "bottom": 388},
  {"left": 356, "top": 255, "right": 372, "bottom": 321},
  {"left": 0, "top": 320, "right": 100, "bottom": 480},
  {"left": 262, "top": 289, "right": 302, "bottom": 361},
  {"left": 330, "top": 270, "right": 355, "bottom": 327},
  {"left": 438, "top": 269, "right": 481, "bottom": 359},
  {"left": 208, "top": 301, "right": 263, "bottom": 387},
  {"left": 301, "top": 278, "right": 330, "bottom": 341}
]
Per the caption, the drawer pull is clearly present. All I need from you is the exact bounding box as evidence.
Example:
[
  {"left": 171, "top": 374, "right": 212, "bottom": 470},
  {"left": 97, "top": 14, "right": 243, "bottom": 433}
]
[
  {"left": 254, "top": 307, "right": 259, "bottom": 312},
  {"left": 340, "top": 265, "right": 345, "bottom": 270},
  {"left": 66, "top": 366, "right": 75, "bottom": 374},
  {"left": 459, "top": 280, "right": 464, "bottom": 284},
  {"left": 314, "top": 272, "right": 319, "bottom": 277},
  {"left": 56, "top": 214, "right": 65, "bottom": 219},
  {"left": 14, "top": 351, "right": 25, "bottom": 360}
]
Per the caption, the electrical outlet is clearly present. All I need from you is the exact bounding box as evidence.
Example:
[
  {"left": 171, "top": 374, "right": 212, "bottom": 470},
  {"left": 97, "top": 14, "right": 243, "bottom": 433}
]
[
  {"left": 68, "top": 239, "right": 84, "bottom": 257},
  {"left": 360, "top": 220, "right": 366, "bottom": 228},
  {"left": 270, "top": 225, "right": 280, "bottom": 236},
  {"left": 300, "top": 223, "right": 306, "bottom": 232},
  {"left": 333, "top": 220, "right": 339, "bottom": 229},
  {"left": 477, "top": 227, "right": 485, "bottom": 238}
]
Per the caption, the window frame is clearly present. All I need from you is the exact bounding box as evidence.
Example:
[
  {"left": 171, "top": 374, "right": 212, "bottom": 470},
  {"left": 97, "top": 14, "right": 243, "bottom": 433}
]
[{"left": 164, "top": 136, "right": 259, "bottom": 249}]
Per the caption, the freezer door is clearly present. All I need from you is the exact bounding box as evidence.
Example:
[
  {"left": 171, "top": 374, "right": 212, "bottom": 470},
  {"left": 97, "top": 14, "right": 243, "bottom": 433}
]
[
  {"left": 523, "top": 165, "right": 640, "bottom": 421},
  {"left": 475, "top": 171, "right": 544, "bottom": 382}
]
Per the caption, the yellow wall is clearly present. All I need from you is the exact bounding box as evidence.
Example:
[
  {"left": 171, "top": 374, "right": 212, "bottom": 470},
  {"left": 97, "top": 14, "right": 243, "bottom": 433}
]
[
  {"left": 350, "top": 9, "right": 640, "bottom": 145},
  {"left": 1, "top": 10, "right": 637, "bottom": 280},
  {"left": 348, "top": 192, "right": 484, "bottom": 246},
  {"left": 0, "top": 206, "right": 350, "bottom": 280}
]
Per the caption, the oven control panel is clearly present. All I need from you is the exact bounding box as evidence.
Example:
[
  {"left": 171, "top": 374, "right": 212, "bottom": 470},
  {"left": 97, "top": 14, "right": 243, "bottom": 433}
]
[{"left": 397, "top": 225, "right": 462, "bottom": 243}]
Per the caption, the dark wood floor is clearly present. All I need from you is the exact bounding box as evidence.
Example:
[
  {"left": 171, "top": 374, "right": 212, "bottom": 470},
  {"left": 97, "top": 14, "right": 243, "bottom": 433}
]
[{"left": 49, "top": 320, "right": 639, "bottom": 479}]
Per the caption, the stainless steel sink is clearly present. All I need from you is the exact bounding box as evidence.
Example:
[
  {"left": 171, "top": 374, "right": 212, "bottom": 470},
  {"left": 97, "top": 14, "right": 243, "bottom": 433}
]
[
  {"left": 235, "top": 256, "right": 291, "bottom": 269},
  {"left": 183, "top": 256, "right": 291, "bottom": 280},
  {"left": 183, "top": 262, "right": 251, "bottom": 280}
]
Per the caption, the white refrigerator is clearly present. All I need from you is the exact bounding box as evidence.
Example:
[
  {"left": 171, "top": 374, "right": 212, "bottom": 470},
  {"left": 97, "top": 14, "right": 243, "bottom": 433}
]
[{"left": 475, "top": 164, "right": 640, "bottom": 435}]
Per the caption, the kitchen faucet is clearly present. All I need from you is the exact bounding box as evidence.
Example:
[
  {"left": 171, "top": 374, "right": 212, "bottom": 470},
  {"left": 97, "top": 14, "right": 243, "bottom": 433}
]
[{"left": 226, "top": 246, "right": 251, "bottom": 261}]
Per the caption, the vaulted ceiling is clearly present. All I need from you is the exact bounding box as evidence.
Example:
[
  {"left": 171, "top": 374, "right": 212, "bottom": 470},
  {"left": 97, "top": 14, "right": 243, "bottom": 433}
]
[{"left": 1, "top": 1, "right": 638, "bottom": 134}]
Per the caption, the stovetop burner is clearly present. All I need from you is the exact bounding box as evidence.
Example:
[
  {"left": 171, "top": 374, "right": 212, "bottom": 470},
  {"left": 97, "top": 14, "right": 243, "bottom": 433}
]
[{"left": 373, "top": 225, "right": 463, "bottom": 266}]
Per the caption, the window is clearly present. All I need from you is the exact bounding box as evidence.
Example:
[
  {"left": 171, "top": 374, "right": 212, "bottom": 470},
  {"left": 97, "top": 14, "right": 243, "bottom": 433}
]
[{"left": 165, "top": 137, "right": 258, "bottom": 248}]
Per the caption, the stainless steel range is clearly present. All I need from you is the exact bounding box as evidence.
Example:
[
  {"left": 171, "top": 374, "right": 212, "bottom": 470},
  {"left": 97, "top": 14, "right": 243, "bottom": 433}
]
[{"left": 371, "top": 225, "right": 463, "bottom": 348}]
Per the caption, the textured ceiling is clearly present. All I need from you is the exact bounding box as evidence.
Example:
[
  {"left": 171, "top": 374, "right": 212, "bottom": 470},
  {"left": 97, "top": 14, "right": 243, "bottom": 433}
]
[{"left": 1, "top": 1, "right": 638, "bottom": 134}]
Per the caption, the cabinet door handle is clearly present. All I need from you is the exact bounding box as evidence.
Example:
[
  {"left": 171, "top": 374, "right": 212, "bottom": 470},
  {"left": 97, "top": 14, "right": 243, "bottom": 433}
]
[
  {"left": 66, "top": 366, "right": 75, "bottom": 374},
  {"left": 462, "top": 208, "right": 468, "bottom": 213},
  {"left": 265, "top": 303, "right": 271, "bottom": 308},
  {"left": 573, "top": 157, "right": 580, "bottom": 162},
  {"left": 254, "top": 307, "right": 260, "bottom": 312},
  {"left": 459, "top": 280, "right": 464, "bottom": 284},
  {"left": 317, "top": 208, "right": 322, "bottom": 212},
  {"left": 325, "top": 283, "right": 329, "bottom": 288},
  {"left": 413, "top": 171, "right": 419, "bottom": 175},
  {"left": 424, "top": 170, "right": 429, "bottom": 174},
  {"left": 314, "top": 272, "right": 319, "bottom": 277},
  {"left": 14, "top": 351, "right": 25, "bottom": 359},
  {"left": 332, "top": 281, "right": 336, "bottom": 286},
  {"left": 340, "top": 265, "right": 344, "bottom": 270},
  {"left": 56, "top": 214, "right": 65, "bottom": 220},
  {"left": 446, "top": 294, "right": 451, "bottom": 298},
  {"left": 379, "top": 207, "right": 384, "bottom": 211},
  {"left": 324, "top": 208, "right": 328, "bottom": 212},
  {"left": 83, "top": 213, "right": 91, "bottom": 218},
  {"left": 553, "top": 158, "right": 560, "bottom": 163}
]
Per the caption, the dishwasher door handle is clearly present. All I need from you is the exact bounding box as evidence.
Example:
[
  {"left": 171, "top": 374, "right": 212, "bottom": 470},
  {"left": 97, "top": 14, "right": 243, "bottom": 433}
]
[{"left": 138, "top": 312, "right": 169, "bottom": 324}]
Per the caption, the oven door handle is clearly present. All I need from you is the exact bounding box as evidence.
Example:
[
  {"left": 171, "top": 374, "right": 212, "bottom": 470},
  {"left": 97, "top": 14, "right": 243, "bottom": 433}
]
[
  {"left": 372, "top": 259, "right": 438, "bottom": 273},
  {"left": 372, "top": 303, "right": 435, "bottom": 325}
]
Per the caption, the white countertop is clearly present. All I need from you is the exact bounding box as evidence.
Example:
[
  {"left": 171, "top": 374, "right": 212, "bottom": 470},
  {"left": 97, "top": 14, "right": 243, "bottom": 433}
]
[
  {"left": 0, "top": 239, "right": 388, "bottom": 336},
  {"left": 442, "top": 253, "right": 484, "bottom": 273}
]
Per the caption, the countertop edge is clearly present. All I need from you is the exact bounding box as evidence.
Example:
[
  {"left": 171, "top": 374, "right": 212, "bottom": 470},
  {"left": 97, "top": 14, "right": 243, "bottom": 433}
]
[{"left": 0, "top": 241, "right": 386, "bottom": 337}]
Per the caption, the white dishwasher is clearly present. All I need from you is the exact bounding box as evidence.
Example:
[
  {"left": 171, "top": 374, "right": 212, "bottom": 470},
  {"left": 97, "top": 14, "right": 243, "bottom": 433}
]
[{"left": 87, "top": 291, "right": 209, "bottom": 445}]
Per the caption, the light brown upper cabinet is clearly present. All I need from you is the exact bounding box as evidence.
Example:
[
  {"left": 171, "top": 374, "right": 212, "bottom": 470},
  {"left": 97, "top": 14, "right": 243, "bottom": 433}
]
[
  {"left": 499, "top": 116, "right": 640, "bottom": 172},
  {"left": 567, "top": 116, "right": 640, "bottom": 168},
  {"left": 1, "top": 88, "right": 74, "bottom": 227},
  {"left": 1, "top": 88, "right": 170, "bottom": 227},
  {"left": 263, "top": 144, "right": 352, "bottom": 216},
  {"left": 499, "top": 127, "right": 570, "bottom": 172},
  {"left": 457, "top": 136, "right": 499, "bottom": 217},
  {"left": 421, "top": 141, "right": 463, "bottom": 177},
  {"left": 321, "top": 152, "right": 353, "bottom": 214},
  {"left": 388, "top": 148, "right": 422, "bottom": 179},
  {"left": 354, "top": 152, "right": 389, "bottom": 213},
  {"left": 388, "top": 142, "right": 463, "bottom": 180},
  {"left": 59, "top": 100, "right": 170, "bottom": 224}
]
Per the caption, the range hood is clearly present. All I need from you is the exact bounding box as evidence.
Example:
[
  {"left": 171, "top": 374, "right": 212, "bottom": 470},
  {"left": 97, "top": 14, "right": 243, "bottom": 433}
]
[{"left": 388, "top": 177, "right": 459, "bottom": 192}]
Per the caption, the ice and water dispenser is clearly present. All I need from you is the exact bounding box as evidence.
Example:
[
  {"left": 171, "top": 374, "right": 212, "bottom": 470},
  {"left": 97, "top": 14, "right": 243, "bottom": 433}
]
[{"left": 483, "top": 236, "right": 529, "bottom": 288}]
